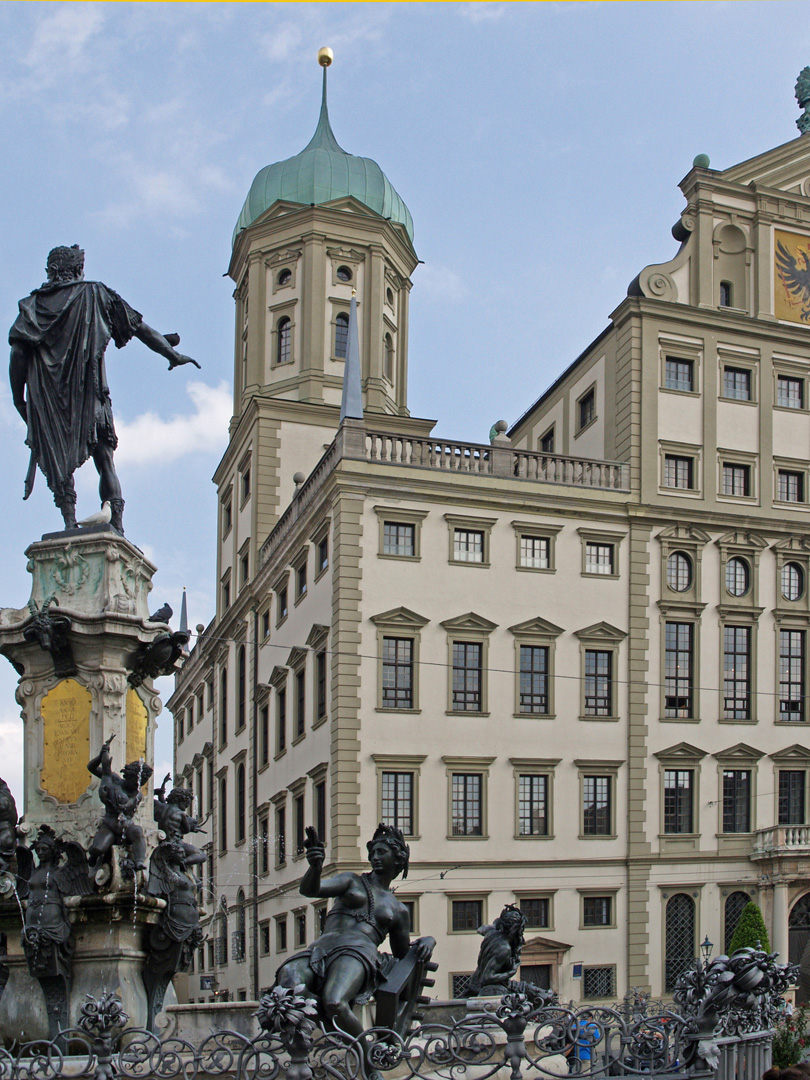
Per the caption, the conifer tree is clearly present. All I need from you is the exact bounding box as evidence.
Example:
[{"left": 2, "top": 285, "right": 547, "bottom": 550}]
[{"left": 727, "top": 901, "right": 771, "bottom": 954}]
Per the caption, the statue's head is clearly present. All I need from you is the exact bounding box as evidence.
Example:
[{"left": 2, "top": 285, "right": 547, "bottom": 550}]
[
  {"left": 122, "top": 760, "right": 154, "bottom": 789},
  {"left": 493, "top": 903, "right": 527, "bottom": 942},
  {"left": 161, "top": 838, "right": 187, "bottom": 869},
  {"left": 167, "top": 787, "right": 194, "bottom": 808},
  {"left": 46, "top": 245, "right": 85, "bottom": 284},
  {"left": 33, "top": 824, "right": 60, "bottom": 861},
  {"left": 366, "top": 822, "right": 410, "bottom": 879}
]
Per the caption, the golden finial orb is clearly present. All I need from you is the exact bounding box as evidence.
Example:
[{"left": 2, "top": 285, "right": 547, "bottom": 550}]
[{"left": 318, "top": 47, "right": 333, "bottom": 68}]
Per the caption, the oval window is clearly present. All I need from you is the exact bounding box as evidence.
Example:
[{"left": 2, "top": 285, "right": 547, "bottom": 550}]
[
  {"left": 386, "top": 287, "right": 394, "bottom": 306},
  {"left": 667, "top": 551, "right": 692, "bottom": 592},
  {"left": 336, "top": 265, "right": 352, "bottom": 282},
  {"left": 725, "top": 557, "right": 749, "bottom": 597},
  {"left": 277, "top": 268, "right": 292, "bottom": 286},
  {"left": 782, "top": 562, "right": 804, "bottom": 601}
]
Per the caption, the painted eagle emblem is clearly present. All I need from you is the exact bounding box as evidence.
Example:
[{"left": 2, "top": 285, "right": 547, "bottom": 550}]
[{"left": 776, "top": 239, "right": 810, "bottom": 322}]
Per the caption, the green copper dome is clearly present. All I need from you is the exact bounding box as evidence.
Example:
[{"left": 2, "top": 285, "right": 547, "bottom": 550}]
[{"left": 233, "top": 69, "right": 413, "bottom": 245}]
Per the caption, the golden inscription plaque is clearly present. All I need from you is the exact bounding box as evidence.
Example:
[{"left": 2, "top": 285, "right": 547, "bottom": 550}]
[
  {"left": 126, "top": 688, "right": 148, "bottom": 765},
  {"left": 41, "top": 679, "right": 92, "bottom": 804},
  {"left": 775, "top": 229, "right": 810, "bottom": 325}
]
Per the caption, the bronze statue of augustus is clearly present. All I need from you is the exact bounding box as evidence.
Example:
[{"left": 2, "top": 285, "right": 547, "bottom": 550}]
[{"left": 9, "top": 245, "right": 200, "bottom": 534}]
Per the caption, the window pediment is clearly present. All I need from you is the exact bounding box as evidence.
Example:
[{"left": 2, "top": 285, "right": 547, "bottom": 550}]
[
  {"left": 306, "top": 624, "right": 330, "bottom": 649},
  {"left": 713, "top": 742, "right": 764, "bottom": 763},
  {"left": 574, "top": 621, "right": 626, "bottom": 642},
  {"left": 716, "top": 529, "right": 767, "bottom": 551},
  {"left": 773, "top": 535, "right": 810, "bottom": 553},
  {"left": 657, "top": 524, "right": 711, "bottom": 545},
  {"left": 654, "top": 742, "right": 707, "bottom": 762},
  {"left": 286, "top": 647, "right": 307, "bottom": 671},
  {"left": 371, "top": 606, "right": 430, "bottom": 630},
  {"left": 770, "top": 743, "right": 810, "bottom": 763},
  {"left": 268, "top": 665, "right": 288, "bottom": 689},
  {"left": 440, "top": 612, "right": 498, "bottom": 634},
  {"left": 508, "top": 616, "right": 565, "bottom": 638}
]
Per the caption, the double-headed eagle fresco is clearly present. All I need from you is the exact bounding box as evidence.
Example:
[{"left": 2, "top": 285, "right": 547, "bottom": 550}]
[{"left": 775, "top": 237, "right": 810, "bottom": 322}]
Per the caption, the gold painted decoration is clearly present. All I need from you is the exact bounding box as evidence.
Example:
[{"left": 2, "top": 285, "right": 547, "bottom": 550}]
[
  {"left": 126, "top": 688, "right": 148, "bottom": 765},
  {"left": 40, "top": 679, "right": 92, "bottom": 804},
  {"left": 775, "top": 229, "right": 810, "bottom": 324}
]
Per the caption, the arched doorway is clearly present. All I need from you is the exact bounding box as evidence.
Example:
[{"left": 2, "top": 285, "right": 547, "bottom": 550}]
[{"left": 790, "top": 893, "right": 810, "bottom": 1004}]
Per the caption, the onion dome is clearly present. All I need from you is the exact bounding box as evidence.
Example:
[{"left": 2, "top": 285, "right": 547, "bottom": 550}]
[{"left": 233, "top": 55, "right": 413, "bottom": 245}]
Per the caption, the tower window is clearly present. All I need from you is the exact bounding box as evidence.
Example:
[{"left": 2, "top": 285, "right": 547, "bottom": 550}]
[
  {"left": 334, "top": 313, "right": 349, "bottom": 359},
  {"left": 277, "top": 268, "right": 292, "bottom": 286},
  {"left": 386, "top": 287, "right": 394, "bottom": 306},
  {"left": 719, "top": 281, "right": 733, "bottom": 307},
  {"left": 276, "top": 317, "right": 292, "bottom": 366},
  {"left": 336, "top": 265, "right": 352, "bottom": 282}
]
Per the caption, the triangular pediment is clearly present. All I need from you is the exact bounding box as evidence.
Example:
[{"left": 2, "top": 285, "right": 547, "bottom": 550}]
[
  {"left": 574, "top": 621, "right": 626, "bottom": 642},
  {"left": 654, "top": 742, "right": 707, "bottom": 762},
  {"left": 268, "top": 665, "right": 288, "bottom": 689},
  {"left": 286, "top": 647, "right": 308, "bottom": 670},
  {"left": 440, "top": 612, "right": 498, "bottom": 634},
  {"left": 716, "top": 530, "right": 767, "bottom": 551},
  {"left": 657, "top": 524, "right": 711, "bottom": 544},
  {"left": 306, "top": 624, "right": 330, "bottom": 648},
  {"left": 713, "top": 742, "right": 764, "bottom": 762},
  {"left": 371, "top": 607, "right": 430, "bottom": 630},
  {"left": 508, "top": 616, "right": 565, "bottom": 638},
  {"left": 770, "top": 743, "right": 810, "bottom": 763},
  {"left": 521, "top": 935, "right": 573, "bottom": 958},
  {"left": 721, "top": 134, "right": 810, "bottom": 194}
]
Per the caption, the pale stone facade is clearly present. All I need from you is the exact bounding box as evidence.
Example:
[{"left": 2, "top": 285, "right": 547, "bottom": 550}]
[{"left": 170, "top": 91, "right": 810, "bottom": 1006}]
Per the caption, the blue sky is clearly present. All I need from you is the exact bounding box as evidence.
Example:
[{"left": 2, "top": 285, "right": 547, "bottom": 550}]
[{"left": 0, "top": 0, "right": 808, "bottom": 803}]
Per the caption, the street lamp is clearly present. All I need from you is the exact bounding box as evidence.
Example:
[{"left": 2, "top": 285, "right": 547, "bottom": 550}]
[{"left": 700, "top": 935, "right": 713, "bottom": 962}]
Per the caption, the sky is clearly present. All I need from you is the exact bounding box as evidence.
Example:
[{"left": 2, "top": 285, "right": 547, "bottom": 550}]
[{"left": 0, "top": 0, "right": 808, "bottom": 806}]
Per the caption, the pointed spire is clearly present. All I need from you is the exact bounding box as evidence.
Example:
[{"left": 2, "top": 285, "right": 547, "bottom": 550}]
[
  {"left": 340, "top": 291, "right": 363, "bottom": 422},
  {"left": 179, "top": 588, "right": 188, "bottom": 635},
  {"left": 303, "top": 49, "right": 343, "bottom": 154}
]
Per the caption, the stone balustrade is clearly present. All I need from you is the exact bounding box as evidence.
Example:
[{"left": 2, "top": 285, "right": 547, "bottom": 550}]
[{"left": 752, "top": 824, "right": 810, "bottom": 856}]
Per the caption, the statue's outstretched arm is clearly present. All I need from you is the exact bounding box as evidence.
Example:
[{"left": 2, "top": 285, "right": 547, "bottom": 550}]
[
  {"left": 9, "top": 344, "right": 29, "bottom": 422},
  {"left": 133, "top": 323, "right": 201, "bottom": 370}
]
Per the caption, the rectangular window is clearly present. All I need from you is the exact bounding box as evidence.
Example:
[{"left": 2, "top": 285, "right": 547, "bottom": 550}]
[
  {"left": 315, "top": 779, "right": 327, "bottom": 842},
  {"left": 318, "top": 536, "right": 329, "bottom": 574},
  {"left": 722, "top": 769, "right": 752, "bottom": 833},
  {"left": 262, "top": 610, "right": 270, "bottom": 640},
  {"left": 382, "top": 637, "right": 414, "bottom": 709},
  {"left": 583, "top": 775, "right": 612, "bottom": 836},
  {"left": 239, "top": 552, "right": 249, "bottom": 588},
  {"left": 723, "top": 367, "right": 751, "bottom": 401},
  {"left": 316, "top": 650, "right": 327, "bottom": 721},
  {"left": 664, "top": 454, "right": 694, "bottom": 490},
  {"left": 451, "top": 900, "right": 483, "bottom": 932},
  {"left": 520, "top": 897, "right": 550, "bottom": 928},
  {"left": 583, "top": 966, "right": 616, "bottom": 999},
  {"left": 584, "top": 650, "right": 612, "bottom": 716},
  {"left": 578, "top": 388, "right": 595, "bottom": 429},
  {"left": 778, "top": 470, "right": 804, "bottom": 503},
  {"left": 723, "top": 626, "right": 751, "bottom": 720},
  {"left": 585, "top": 542, "right": 614, "bottom": 575},
  {"left": 241, "top": 466, "right": 251, "bottom": 503},
  {"left": 778, "top": 375, "right": 804, "bottom": 409},
  {"left": 451, "top": 773, "right": 482, "bottom": 836},
  {"left": 540, "top": 427, "right": 555, "bottom": 454},
  {"left": 295, "top": 911, "right": 306, "bottom": 948},
  {"left": 583, "top": 896, "right": 612, "bottom": 927},
  {"left": 452, "top": 974, "right": 474, "bottom": 998},
  {"left": 260, "top": 924, "right": 270, "bottom": 956},
  {"left": 665, "top": 622, "right": 693, "bottom": 718},
  {"left": 663, "top": 769, "right": 694, "bottom": 834},
  {"left": 453, "top": 529, "right": 484, "bottom": 563},
  {"left": 276, "top": 916, "right": 287, "bottom": 952},
  {"left": 665, "top": 357, "right": 694, "bottom": 393},
  {"left": 452, "top": 642, "right": 482, "bottom": 711},
  {"left": 519, "top": 536, "right": 550, "bottom": 569},
  {"left": 383, "top": 522, "right": 415, "bottom": 557},
  {"left": 316, "top": 904, "right": 327, "bottom": 935},
  {"left": 222, "top": 578, "right": 231, "bottom": 610},
  {"left": 519, "top": 645, "right": 549, "bottom": 714},
  {"left": 276, "top": 688, "right": 287, "bottom": 753},
  {"left": 295, "top": 669, "right": 306, "bottom": 739},
  {"left": 381, "top": 771, "right": 414, "bottom": 834},
  {"left": 722, "top": 462, "right": 751, "bottom": 497},
  {"left": 518, "top": 774, "right": 548, "bottom": 836},
  {"left": 222, "top": 499, "right": 232, "bottom": 535},
  {"left": 275, "top": 806, "right": 286, "bottom": 865},
  {"left": 260, "top": 705, "right": 269, "bottom": 767},
  {"left": 218, "top": 777, "right": 227, "bottom": 850},
  {"left": 259, "top": 815, "right": 269, "bottom": 875},
  {"left": 779, "top": 770, "right": 806, "bottom": 825},
  {"left": 296, "top": 561, "right": 307, "bottom": 600},
  {"left": 401, "top": 901, "right": 415, "bottom": 933},
  {"left": 780, "top": 629, "right": 806, "bottom": 721},
  {"left": 294, "top": 793, "right": 305, "bottom": 856},
  {"left": 277, "top": 587, "right": 288, "bottom": 624}
]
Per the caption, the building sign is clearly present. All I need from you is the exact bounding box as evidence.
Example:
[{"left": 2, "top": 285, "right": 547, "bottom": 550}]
[
  {"left": 40, "top": 678, "right": 92, "bottom": 803},
  {"left": 775, "top": 229, "right": 810, "bottom": 324},
  {"left": 200, "top": 975, "right": 217, "bottom": 991},
  {"left": 126, "top": 688, "right": 148, "bottom": 765}
]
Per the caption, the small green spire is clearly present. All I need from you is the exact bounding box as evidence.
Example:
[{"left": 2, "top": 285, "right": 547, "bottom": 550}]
[{"left": 301, "top": 65, "right": 344, "bottom": 154}]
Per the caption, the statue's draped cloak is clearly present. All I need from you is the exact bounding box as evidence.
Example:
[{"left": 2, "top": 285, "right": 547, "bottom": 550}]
[{"left": 9, "top": 280, "right": 142, "bottom": 491}]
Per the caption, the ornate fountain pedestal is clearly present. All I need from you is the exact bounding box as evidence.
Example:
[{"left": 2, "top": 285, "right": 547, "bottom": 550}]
[{"left": 0, "top": 528, "right": 176, "bottom": 1040}]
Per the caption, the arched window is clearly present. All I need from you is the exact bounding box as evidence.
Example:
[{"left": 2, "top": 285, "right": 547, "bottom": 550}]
[
  {"left": 219, "top": 668, "right": 228, "bottom": 746},
  {"left": 236, "top": 888, "right": 247, "bottom": 961},
  {"left": 667, "top": 551, "right": 692, "bottom": 592},
  {"left": 783, "top": 562, "right": 804, "bottom": 601},
  {"left": 334, "top": 313, "right": 349, "bottom": 358},
  {"left": 237, "top": 646, "right": 246, "bottom": 731},
  {"left": 384, "top": 333, "right": 395, "bottom": 382},
  {"left": 219, "top": 776, "right": 227, "bottom": 850},
  {"left": 236, "top": 763, "right": 246, "bottom": 844},
  {"left": 276, "top": 317, "right": 291, "bottom": 365},
  {"left": 725, "top": 557, "right": 750, "bottom": 597},
  {"left": 719, "top": 281, "right": 733, "bottom": 307},
  {"left": 725, "top": 891, "right": 750, "bottom": 952},
  {"left": 665, "top": 893, "right": 695, "bottom": 991}
]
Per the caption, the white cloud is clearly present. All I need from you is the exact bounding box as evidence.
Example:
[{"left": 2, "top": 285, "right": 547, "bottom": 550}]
[
  {"left": 416, "top": 262, "right": 467, "bottom": 303},
  {"left": 24, "top": 4, "right": 105, "bottom": 81},
  {"left": 458, "top": 4, "right": 507, "bottom": 24},
  {"left": 0, "top": 711, "right": 24, "bottom": 808},
  {"left": 115, "top": 381, "right": 231, "bottom": 467}
]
